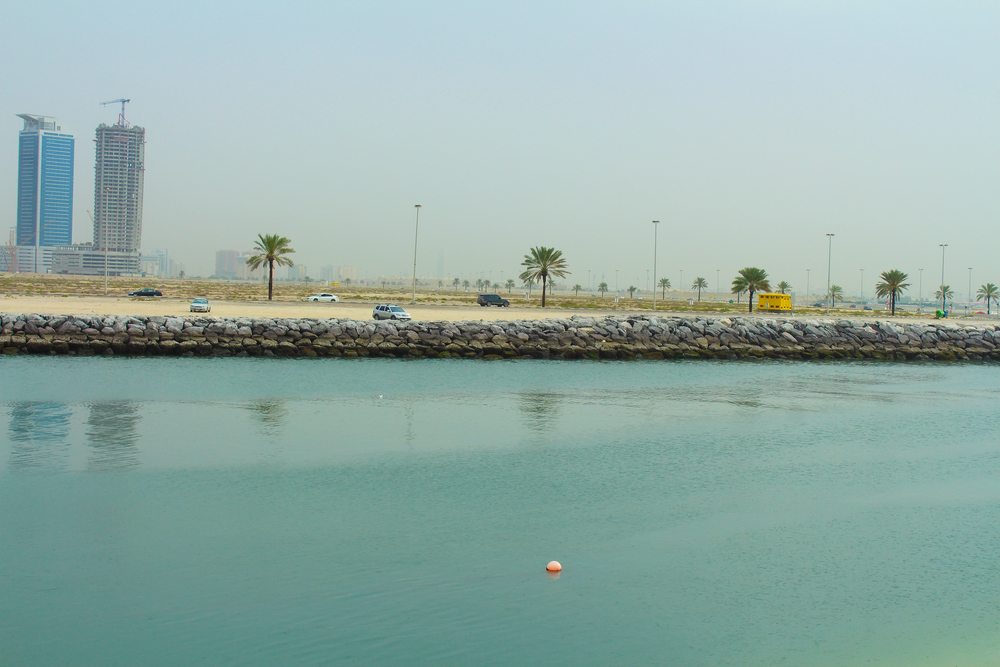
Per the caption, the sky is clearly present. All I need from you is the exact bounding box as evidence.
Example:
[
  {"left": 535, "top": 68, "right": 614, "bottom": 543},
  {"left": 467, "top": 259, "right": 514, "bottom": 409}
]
[{"left": 2, "top": 1, "right": 997, "bottom": 298}]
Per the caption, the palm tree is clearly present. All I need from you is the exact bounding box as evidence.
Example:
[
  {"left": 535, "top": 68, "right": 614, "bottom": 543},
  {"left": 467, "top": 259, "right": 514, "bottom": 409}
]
[
  {"left": 343, "top": 277, "right": 352, "bottom": 288},
  {"left": 828, "top": 284, "right": 844, "bottom": 307},
  {"left": 453, "top": 278, "right": 460, "bottom": 292},
  {"left": 976, "top": 283, "right": 999, "bottom": 314},
  {"left": 692, "top": 277, "right": 708, "bottom": 301},
  {"left": 462, "top": 280, "right": 470, "bottom": 291},
  {"left": 474, "top": 278, "right": 483, "bottom": 291},
  {"left": 505, "top": 278, "right": 515, "bottom": 294},
  {"left": 492, "top": 282, "right": 500, "bottom": 291},
  {"left": 659, "top": 277, "right": 671, "bottom": 299},
  {"left": 776, "top": 281, "right": 791, "bottom": 294},
  {"left": 519, "top": 246, "right": 570, "bottom": 307},
  {"left": 598, "top": 282, "right": 608, "bottom": 297},
  {"left": 935, "top": 284, "right": 954, "bottom": 310},
  {"left": 735, "top": 267, "right": 770, "bottom": 313},
  {"left": 627, "top": 285, "right": 637, "bottom": 298},
  {"left": 573, "top": 283, "right": 583, "bottom": 296},
  {"left": 874, "top": 270, "right": 910, "bottom": 316},
  {"left": 245, "top": 233, "right": 295, "bottom": 300}
]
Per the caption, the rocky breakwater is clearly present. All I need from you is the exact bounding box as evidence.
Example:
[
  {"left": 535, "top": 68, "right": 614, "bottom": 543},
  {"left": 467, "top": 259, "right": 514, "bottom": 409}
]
[{"left": 1, "top": 312, "right": 998, "bottom": 361}]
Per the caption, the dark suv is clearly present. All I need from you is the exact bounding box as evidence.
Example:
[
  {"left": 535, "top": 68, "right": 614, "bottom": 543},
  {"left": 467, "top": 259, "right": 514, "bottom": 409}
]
[
  {"left": 128, "top": 288, "right": 163, "bottom": 297},
  {"left": 477, "top": 294, "right": 509, "bottom": 307}
]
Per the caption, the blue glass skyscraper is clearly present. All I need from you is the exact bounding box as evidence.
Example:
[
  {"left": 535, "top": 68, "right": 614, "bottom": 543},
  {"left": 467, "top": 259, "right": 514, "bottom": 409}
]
[{"left": 16, "top": 114, "right": 74, "bottom": 250}]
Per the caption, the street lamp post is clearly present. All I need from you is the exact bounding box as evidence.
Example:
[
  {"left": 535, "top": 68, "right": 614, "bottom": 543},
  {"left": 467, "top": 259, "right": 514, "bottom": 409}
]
[
  {"left": 615, "top": 269, "right": 619, "bottom": 294},
  {"left": 826, "top": 234, "right": 835, "bottom": 310},
  {"left": 652, "top": 221, "right": 659, "bottom": 311},
  {"left": 968, "top": 267, "right": 973, "bottom": 312},
  {"left": 919, "top": 268, "right": 923, "bottom": 309},
  {"left": 102, "top": 187, "right": 111, "bottom": 295},
  {"left": 410, "top": 205, "right": 421, "bottom": 304},
  {"left": 939, "top": 244, "right": 947, "bottom": 311}
]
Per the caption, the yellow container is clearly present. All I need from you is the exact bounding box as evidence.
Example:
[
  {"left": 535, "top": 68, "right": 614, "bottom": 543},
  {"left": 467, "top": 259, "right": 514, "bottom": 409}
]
[{"left": 757, "top": 292, "right": 792, "bottom": 312}]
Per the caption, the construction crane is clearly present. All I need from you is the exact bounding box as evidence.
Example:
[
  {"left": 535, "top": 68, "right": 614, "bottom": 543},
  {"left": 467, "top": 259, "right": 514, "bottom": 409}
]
[{"left": 101, "top": 98, "right": 130, "bottom": 126}]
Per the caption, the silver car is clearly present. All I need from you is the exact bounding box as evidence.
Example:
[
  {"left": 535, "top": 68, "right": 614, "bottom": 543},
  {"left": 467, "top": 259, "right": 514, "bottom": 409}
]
[
  {"left": 190, "top": 298, "right": 211, "bottom": 313},
  {"left": 373, "top": 304, "right": 411, "bottom": 321}
]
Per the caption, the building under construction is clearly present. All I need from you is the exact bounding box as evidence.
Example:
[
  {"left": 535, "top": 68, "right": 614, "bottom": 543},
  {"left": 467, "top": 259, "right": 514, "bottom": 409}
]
[
  {"left": 50, "top": 100, "right": 146, "bottom": 276},
  {"left": 93, "top": 121, "right": 144, "bottom": 253}
]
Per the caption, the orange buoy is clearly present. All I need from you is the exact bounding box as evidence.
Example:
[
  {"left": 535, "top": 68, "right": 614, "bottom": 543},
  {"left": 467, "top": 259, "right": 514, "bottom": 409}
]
[{"left": 546, "top": 560, "right": 562, "bottom": 572}]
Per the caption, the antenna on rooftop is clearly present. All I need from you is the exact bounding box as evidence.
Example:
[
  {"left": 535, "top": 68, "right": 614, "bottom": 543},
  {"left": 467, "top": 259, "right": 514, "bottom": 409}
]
[{"left": 100, "top": 98, "right": 131, "bottom": 126}]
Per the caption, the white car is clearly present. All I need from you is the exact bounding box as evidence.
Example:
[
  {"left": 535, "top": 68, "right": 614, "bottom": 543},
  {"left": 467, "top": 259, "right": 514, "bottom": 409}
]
[
  {"left": 306, "top": 293, "right": 340, "bottom": 302},
  {"left": 373, "top": 304, "right": 411, "bottom": 321},
  {"left": 190, "top": 298, "right": 211, "bottom": 313}
]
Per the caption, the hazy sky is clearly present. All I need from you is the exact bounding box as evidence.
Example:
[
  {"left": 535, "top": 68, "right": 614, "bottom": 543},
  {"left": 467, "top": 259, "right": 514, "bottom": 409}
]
[{"left": 2, "top": 1, "right": 997, "bottom": 297}]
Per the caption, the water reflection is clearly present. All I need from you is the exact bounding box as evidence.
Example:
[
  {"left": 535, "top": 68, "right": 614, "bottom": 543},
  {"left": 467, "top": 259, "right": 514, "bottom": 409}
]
[
  {"left": 6, "top": 402, "right": 71, "bottom": 473},
  {"left": 519, "top": 392, "right": 562, "bottom": 433},
  {"left": 86, "top": 401, "right": 141, "bottom": 471},
  {"left": 245, "top": 399, "right": 287, "bottom": 437}
]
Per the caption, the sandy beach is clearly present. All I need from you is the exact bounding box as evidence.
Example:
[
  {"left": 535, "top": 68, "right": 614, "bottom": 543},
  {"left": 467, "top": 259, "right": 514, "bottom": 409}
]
[
  {"left": 0, "top": 294, "right": 603, "bottom": 322},
  {"left": 1, "top": 293, "right": 991, "bottom": 326}
]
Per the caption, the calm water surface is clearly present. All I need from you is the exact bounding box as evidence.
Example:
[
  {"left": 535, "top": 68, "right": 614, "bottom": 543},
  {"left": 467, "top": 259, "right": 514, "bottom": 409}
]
[{"left": 1, "top": 358, "right": 998, "bottom": 666}]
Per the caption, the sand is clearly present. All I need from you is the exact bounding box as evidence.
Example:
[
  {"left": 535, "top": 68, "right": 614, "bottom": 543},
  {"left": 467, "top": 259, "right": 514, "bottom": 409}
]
[
  {"left": 0, "top": 295, "right": 609, "bottom": 322},
  {"left": 0, "top": 294, "right": 987, "bottom": 326}
]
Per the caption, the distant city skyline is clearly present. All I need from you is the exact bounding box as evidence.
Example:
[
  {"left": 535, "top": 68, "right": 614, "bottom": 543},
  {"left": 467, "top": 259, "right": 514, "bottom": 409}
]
[{"left": 2, "top": 3, "right": 997, "bottom": 296}]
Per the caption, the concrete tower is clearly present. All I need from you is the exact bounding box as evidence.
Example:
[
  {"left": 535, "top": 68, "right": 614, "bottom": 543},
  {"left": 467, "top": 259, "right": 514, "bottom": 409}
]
[{"left": 93, "top": 122, "right": 144, "bottom": 253}]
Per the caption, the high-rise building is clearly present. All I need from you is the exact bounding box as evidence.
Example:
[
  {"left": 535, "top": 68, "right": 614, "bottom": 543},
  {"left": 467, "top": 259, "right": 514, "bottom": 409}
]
[
  {"left": 15, "top": 114, "right": 74, "bottom": 272},
  {"left": 51, "top": 114, "right": 146, "bottom": 276},
  {"left": 94, "top": 121, "right": 144, "bottom": 253},
  {"left": 215, "top": 250, "right": 239, "bottom": 277}
]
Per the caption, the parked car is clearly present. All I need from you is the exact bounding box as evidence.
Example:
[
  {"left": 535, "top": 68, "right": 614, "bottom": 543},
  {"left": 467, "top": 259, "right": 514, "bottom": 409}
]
[
  {"left": 477, "top": 294, "right": 510, "bottom": 307},
  {"left": 306, "top": 293, "right": 340, "bottom": 302},
  {"left": 190, "top": 298, "right": 211, "bottom": 313},
  {"left": 373, "top": 304, "right": 411, "bottom": 321},
  {"left": 128, "top": 288, "right": 162, "bottom": 297}
]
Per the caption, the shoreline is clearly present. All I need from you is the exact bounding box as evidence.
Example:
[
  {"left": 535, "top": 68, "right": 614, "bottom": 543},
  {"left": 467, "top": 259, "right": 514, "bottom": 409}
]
[{"left": 2, "top": 311, "right": 997, "bottom": 361}]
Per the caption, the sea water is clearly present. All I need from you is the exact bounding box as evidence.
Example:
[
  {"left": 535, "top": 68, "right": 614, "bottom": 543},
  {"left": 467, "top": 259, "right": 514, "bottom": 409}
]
[{"left": 1, "top": 357, "right": 998, "bottom": 666}]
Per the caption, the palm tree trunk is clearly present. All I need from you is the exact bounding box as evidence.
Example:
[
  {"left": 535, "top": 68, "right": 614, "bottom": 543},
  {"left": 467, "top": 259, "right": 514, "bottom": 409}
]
[
  {"left": 541, "top": 276, "right": 547, "bottom": 307},
  {"left": 697, "top": 286, "right": 702, "bottom": 301},
  {"left": 748, "top": 289, "right": 754, "bottom": 313},
  {"left": 267, "top": 258, "right": 274, "bottom": 300}
]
